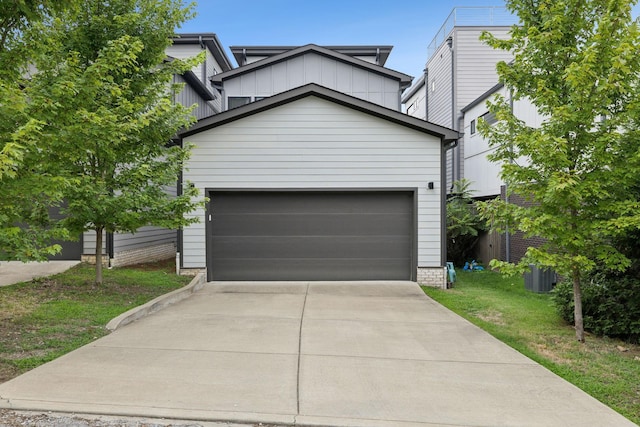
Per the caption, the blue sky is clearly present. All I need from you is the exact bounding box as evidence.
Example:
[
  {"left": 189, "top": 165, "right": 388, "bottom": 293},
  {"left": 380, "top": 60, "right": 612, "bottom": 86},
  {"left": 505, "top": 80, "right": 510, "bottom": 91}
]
[{"left": 178, "top": 1, "right": 640, "bottom": 80}]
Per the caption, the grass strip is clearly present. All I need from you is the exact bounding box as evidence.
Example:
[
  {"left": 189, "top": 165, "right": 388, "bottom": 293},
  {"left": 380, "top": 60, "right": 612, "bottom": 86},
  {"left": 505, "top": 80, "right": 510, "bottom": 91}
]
[
  {"left": 422, "top": 270, "right": 640, "bottom": 425},
  {"left": 0, "top": 259, "right": 191, "bottom": 383}
]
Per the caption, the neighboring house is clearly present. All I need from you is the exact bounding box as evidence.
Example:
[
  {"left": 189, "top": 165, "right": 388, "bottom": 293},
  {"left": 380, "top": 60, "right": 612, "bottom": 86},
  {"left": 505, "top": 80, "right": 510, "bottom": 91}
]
[
  {"left": 461, "top": 83, "right": 544, "bottom": 264},
  {"left": 402, "top": 7, "right": 548, "bottom": 265},
  {"left": 177, "top": 44, "right": 459, "bottom": 286},
  {"left": 212, "top": 44, "right": 410, "bottom": 111},
  {"left": 402, "top": 6, "right": 515, "bottom": 191},
  {"left": 54, "top": 33, "right": 234, "bottom": 266}
]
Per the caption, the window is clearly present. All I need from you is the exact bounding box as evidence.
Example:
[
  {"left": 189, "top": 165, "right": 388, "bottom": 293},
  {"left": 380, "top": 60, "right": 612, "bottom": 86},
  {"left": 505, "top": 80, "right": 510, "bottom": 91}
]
[
  {"left": 480, "top": 111, "right": 498, "bottom": 126},
  {"left": 227, "top": 96, "right": 251, "bottom": 109},
  {"left": 431, "top": 80, "right": 436, "bottom": 92},
  {"left": 470, "top": 119, "right": 476, "bottom": 135}
]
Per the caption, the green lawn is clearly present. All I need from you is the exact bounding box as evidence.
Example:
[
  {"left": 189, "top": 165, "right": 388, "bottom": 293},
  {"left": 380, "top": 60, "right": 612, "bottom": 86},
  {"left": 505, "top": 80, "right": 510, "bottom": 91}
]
[
  {"left": 0, "top": 260, "right": 191, "bottom": 383},
  {"left": 423, "top": 271, "right": 640, "bottom": 425}
]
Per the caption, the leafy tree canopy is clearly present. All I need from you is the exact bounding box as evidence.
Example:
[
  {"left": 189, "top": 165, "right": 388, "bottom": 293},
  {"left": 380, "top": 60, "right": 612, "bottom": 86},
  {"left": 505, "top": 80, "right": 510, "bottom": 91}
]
[
  {"left": 478, "top": 0, "right": 640, "bottom": 341},
  {"left": 9, "top": 0, "right": 203, "bottom": 281}
]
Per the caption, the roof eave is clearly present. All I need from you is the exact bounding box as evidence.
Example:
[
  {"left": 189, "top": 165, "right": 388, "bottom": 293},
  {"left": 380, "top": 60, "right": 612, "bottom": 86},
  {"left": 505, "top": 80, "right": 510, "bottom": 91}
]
[
  {"left": 180, "top": 83, "right": 459, "bottom": 143},
  {"left": 212, "top": 44, "right": 412, "bottom": 85}
]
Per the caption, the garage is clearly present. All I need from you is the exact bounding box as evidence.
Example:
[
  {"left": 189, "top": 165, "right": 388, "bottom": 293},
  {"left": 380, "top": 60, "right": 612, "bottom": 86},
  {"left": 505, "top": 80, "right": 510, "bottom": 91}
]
[{"left": 207, "top": 190, "right": 415, "bottom": 281}]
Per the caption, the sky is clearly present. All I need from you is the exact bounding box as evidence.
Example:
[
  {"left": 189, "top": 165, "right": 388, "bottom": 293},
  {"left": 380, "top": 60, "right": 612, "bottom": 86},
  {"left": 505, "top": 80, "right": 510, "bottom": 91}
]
[{"left": 178, "top": 1, "right": 640, "bottom": 81}]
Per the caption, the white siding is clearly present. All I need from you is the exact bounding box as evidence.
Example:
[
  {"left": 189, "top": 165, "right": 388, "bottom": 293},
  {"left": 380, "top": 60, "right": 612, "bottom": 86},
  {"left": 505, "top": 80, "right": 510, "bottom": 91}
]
[
  {"left": 462, "top": 86, "right": 542, "bottom": 197},
  {"left": 426, "top": 39, "right": 454, "bottom": 128},
  {"left": 223, "top": 53, "right": 401, "bottom": 110},
  {"left": 404, "top": 83, "right": 426, "bottom": 120},
  {"left": 182, "top": 96, "right": 443, "bottom": 269},
  {"left": 425, "top": 26, "right": 512, "bottom": 190},
  {"left": 455, "top": 28, "right": 512, "bottom": 109}
]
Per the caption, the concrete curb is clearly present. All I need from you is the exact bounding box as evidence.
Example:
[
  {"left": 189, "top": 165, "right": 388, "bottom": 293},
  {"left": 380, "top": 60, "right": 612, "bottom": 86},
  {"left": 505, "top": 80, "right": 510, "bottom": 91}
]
[{"left": 105, "top": 272, "right": 206, "bottom": 331}]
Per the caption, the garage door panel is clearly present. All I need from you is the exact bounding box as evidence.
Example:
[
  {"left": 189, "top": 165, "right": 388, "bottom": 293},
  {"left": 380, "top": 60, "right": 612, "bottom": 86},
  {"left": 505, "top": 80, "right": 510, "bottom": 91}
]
[
  {"left": 211, "top": 258, "right": 411, "bottom": 281},
  {"left": 212, "top": 213, "right": 412, "bottom": 236},
  {"left": 212, "top": 192, "right": 412, "bottom": 214},
  {"left": 208, "top": 191, "right": 414, "bottom": 281},
  {"left": 212, "top": 235, "right": 412, "bottom": 259}
]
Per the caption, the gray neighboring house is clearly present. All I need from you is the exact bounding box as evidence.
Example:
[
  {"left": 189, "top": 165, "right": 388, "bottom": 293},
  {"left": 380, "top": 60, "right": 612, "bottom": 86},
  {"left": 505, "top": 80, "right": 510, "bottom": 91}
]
[
  {"left": 54, "top": 33, "right": 234, "bottom": 267},
  {"left": 178, "top": 44, "right": 459, "bottom": 286},
  {"left": 402, "top": 6, "right": 515, "bottom": 192}
]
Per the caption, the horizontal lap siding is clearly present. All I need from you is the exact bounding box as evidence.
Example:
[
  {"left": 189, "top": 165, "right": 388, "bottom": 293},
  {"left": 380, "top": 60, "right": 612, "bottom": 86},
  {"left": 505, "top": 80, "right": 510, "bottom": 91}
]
[{"left": 182, "top": 96, "right": 443, "bottom": 269}]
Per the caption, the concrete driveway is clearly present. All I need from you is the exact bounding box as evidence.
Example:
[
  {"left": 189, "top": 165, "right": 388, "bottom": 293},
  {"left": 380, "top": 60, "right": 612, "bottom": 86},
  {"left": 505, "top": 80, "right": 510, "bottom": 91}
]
[{"left": 0, "top": 281, "right": 635, "bottom": 427}]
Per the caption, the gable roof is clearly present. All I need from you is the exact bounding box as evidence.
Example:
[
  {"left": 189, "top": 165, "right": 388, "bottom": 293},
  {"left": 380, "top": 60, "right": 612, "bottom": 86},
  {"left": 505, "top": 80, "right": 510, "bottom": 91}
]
[
  {"left": 180, "top": 83, "right": 459, "bottom": 143},
  {"left": 171, "top": 33, "right": 233, "bottom": 72},
  {"left": 210, "top": 44, "right": 413, "bottom": 89},
  {"left": 230, "top": 45, "right": 393, "bottom": 67}
]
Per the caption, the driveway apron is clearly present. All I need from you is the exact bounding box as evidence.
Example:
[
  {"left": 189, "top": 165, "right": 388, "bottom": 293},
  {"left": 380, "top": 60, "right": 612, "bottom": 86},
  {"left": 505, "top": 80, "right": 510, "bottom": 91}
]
[{"left": 0, "top": 281, "right": 635, "bottom": 427}]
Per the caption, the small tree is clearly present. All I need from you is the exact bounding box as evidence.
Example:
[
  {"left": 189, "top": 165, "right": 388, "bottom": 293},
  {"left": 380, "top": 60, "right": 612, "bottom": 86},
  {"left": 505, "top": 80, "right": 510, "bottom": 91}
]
[
  {"left": 478, "top": 0, "right": 640, "bottom": 341},
  {"left": 447, "top": 179, "right": 485, "bottom": 266},
  {"left": 0, "top": 1, "right": 77, "bottom": 261},
  {"left": 25, "top": 0, "right": 202, "bottom": 283}
]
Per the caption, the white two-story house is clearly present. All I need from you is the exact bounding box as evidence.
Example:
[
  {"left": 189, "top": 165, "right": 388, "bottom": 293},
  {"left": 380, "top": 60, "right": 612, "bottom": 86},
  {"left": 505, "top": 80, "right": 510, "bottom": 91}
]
[{"left": 176, "top": 44, "right": 459, "bottom": 286}]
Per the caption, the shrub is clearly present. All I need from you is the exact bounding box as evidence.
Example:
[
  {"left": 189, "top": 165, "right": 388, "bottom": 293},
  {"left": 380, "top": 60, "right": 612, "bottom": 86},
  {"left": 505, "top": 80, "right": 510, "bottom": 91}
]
[
  {"left": 553, "top": 271, "right": 640, "bottom": 343},
  {"left": 447, "top": 179, "right": 485, "bottom": 266}
]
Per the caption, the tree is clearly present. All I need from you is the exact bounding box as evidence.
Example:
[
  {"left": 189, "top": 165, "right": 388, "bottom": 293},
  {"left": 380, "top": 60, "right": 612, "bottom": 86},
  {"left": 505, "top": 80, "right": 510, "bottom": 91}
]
[
  {"left": 24, "top": 0, "right": 202, "bottom": 283},
  {"left": 478, "top": 0, "right": 640, "bottom": 342},
  {"left": 447, "top": 179, "right": 485, "bottom": 266},
  {"left": 0, "top": 1, "right": 77, "bottom": 261}
]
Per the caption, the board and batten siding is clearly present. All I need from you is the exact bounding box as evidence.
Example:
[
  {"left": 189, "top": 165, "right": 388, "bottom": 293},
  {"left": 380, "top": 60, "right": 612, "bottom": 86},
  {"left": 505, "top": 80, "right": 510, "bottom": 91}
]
[
  {"left": 174, "top": 74, "right": 215, "bottom": 120},
  {"left": 181, "top": 96, "right": 443, "bottom": 269},
  {"left": 223, "top": 53, "right": 401, "bottom": 110}
]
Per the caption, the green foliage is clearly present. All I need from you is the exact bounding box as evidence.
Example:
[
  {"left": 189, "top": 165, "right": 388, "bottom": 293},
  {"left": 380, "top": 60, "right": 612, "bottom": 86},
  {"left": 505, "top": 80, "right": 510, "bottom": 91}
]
[
  {"left": 0, "top": 260, "right": 190, "bottom": 380},
  {"left": 0, "top": 1, "right": 79, "bottom": 260},
  {"left": 447, "top": 179, "right": 485, "bottom": 266},
  {"left": 553, "top": 272, "right": 640, "bottom": 343},
  {"left": 477, "top": 0, "right": 640, "bottom": 340},
  {"left": 423, "top": 271, "right": 640, "bottom": 424},
  {"left": 18, "top": 0, "right": 203, "bottom": 282}
]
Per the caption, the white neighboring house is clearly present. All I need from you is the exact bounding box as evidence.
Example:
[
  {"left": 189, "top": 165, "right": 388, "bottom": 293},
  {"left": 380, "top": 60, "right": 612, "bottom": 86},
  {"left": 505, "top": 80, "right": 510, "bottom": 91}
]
[
  {"left": 55, "top": 34, "right": 234, "bottom": 266},
  {"left": 177, "top": 44, "right": 459, "bottom": 286},
  {"left": 461, "top": 83, "right": 543, "bottom": 199}
]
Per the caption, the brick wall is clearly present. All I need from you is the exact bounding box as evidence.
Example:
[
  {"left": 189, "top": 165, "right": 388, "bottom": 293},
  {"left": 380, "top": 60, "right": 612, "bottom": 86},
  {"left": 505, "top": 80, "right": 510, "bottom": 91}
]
[
  {"left": 417, "top": 267, "right": 447, "bottom": 288},
  {"left": 82, "top": 243, "right": 176, "bottom": 267},
  {"left": 499, "top": 186, "right": 546, "bottom": 263}
]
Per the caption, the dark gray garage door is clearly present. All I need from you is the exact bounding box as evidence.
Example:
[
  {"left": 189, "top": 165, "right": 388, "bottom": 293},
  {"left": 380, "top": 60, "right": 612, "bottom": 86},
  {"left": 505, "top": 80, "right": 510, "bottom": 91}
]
[{"left": 207, "top": 191, "right": 415, "bottom": 281}]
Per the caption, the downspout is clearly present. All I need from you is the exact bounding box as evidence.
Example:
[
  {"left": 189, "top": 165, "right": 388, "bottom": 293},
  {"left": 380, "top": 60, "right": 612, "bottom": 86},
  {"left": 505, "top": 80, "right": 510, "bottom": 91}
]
[
  {"left": 176, "top": 137, "right": 184, "bottom": 274},
  {"left": 424, "top": 68, "right": 429, "bottom": 121},
  {"left": 447, "top": 35, "right": 458, "bottom": 187},
  {"left": 106, "top": 231, "right": 114, "bottom": 269},
  {"left": 442, "top": 138, "right": 459, "bottom": 267}
]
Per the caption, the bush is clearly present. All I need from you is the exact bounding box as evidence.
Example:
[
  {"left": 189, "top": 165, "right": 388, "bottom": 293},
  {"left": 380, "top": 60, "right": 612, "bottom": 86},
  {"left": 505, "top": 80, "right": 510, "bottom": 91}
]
[
  {"left": 447, "top": 179, "right": 485, "bottom": 266},
  {"left": 553, "top": 271, "right": 640, "bottom": 343}
]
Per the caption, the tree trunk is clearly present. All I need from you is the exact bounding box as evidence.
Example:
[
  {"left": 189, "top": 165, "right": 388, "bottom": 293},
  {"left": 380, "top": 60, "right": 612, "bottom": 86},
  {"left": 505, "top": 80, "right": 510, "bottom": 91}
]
[
  {"left": 95, "top": 228, "right": 103, "bottom": 285},
  {"left": 572, "top": 268, "right": 585, "bottom": 342}
]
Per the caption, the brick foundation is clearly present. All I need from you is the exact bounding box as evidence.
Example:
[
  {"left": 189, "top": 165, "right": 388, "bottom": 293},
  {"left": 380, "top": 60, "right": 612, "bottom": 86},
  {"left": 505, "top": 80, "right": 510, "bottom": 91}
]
[
  {"left": 82, "top": 243, "right": 176, "bottom": 267},
  {"left": 417, "top": 267, "right": 447, "bottom": 289}
]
